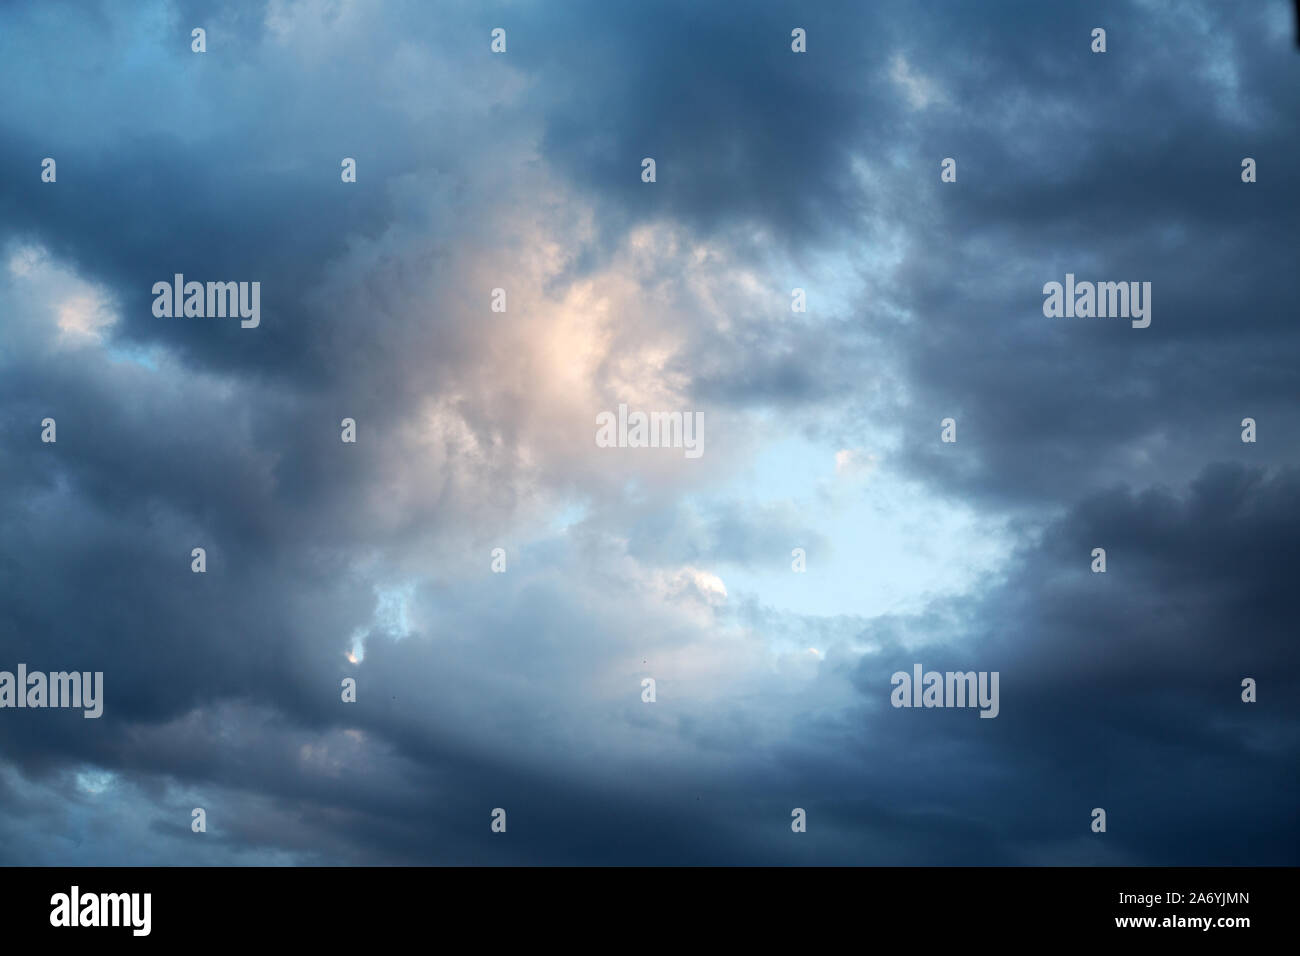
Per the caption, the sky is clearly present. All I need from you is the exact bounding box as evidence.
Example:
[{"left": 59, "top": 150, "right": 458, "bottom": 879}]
[{"left": 0, "top": 0, "right": 1296, "bottom": 865}]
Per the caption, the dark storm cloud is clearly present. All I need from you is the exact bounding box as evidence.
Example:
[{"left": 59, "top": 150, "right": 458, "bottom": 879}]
[
  {"left": 837, "top": 462, "right": 1299, "bottom": 864},
  {"left": 505, "top": 0, "right": 1300, "bottom": 507},
  {"left": 0, "top": 0, "right": 1295, "bottom": 867},
  {"left": 879, "top": 0, "right": 1300, "bottom": 506},
  {"left": 0, "top": 0, "right": 542, "bottom": 387},
  {"left": 733, "top": 3, "right": 1300, "bottom": 509},
  {"left": 507, "top": 0, "right": 892, "bottom": 255},
  {"left": 0, "top": 107, "right": 392, "bottom": 384}
]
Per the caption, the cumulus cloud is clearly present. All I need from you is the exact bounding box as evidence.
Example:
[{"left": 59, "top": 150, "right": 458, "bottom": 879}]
[{"left": 0, "top": 0, "right": 1295, "bottom": 865}]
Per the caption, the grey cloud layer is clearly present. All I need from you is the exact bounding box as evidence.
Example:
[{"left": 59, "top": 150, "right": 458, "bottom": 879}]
[{"left": 0, "top": 0, "right": 1295, "bottom": 864}]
